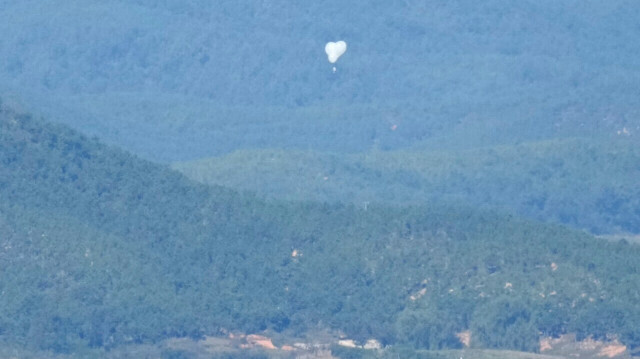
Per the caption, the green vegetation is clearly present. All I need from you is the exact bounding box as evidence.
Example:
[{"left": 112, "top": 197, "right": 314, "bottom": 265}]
[
  {"left": 173, "top": 139, "right": 640, "bottom": 234},
  {"left": 1, "top": 1, "right": 639, "bottom": 161},
  {"left": 2, "top": 1, "right": 639, "bottom": 357},
  {"left": 2, "top": 103, "right": 640, "bottom": 356}
]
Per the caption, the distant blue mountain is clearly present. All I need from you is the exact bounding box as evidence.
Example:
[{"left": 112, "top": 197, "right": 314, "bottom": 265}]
[
  {"left": 1, "top": 1, "right": 638, "bottom": 161},
  {"left": 173, "top": 138, "right": 640, "bottom": 234}
]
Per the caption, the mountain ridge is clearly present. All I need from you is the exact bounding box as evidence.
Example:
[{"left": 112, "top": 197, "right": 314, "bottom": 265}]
[
  {"left": 1, "top": 102, "right": 640, "bottom": 355},
  {"left": 173, "top": 137, "right": 640, "bottom": 234},
  {"left": 1, "top": 1, "right": 639, "bottom": 161}
]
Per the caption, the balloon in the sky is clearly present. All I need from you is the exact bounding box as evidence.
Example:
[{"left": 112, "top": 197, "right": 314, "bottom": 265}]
[{"left": 325, "top": 41, "right": 347, "bottom": 64}]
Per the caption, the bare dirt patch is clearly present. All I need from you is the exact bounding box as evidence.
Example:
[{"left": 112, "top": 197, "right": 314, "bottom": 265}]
[{"left": 539, "top": 334, "right": 630, "bottom": 359}]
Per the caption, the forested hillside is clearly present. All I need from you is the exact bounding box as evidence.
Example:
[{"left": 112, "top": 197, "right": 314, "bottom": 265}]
[
  {"left": 2, "top": 103, "right": 640, "bottom": 356},
  {"left": 173, "top": 138, "right": 640, "bottom": 234},
  {"left": 1, "top": 0, "right": 639, "bottom": 161}
]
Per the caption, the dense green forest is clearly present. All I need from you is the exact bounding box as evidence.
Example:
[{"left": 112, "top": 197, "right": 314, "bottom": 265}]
[
  {"left": 2, "top": 1, "right": 639, "bottom": 358},
  {"left": 2, "top": 103, "right": 640, "bottom": 356},
  {"left": 1, "top": 0, "right": 639, "bottom": 161},
  {"left": 173, "top": 138, "right": 640, "bottom": 234}
]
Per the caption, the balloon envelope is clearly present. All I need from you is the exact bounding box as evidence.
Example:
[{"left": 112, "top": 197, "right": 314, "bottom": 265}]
[{"left": 325, "top": 41, "right": 347, "bottom": 64}]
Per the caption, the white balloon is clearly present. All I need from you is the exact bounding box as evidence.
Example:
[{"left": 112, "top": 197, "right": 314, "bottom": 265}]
[{"left": 325, "top": 41, "right": 347, "bottom": 64}]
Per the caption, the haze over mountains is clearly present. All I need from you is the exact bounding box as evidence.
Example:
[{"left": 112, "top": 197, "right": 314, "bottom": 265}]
[
  {"left": 1, "top": 1, "right": 640, "bottom": 358},
  {"left": 173, "top": 138, "right": 640, "bottom": 235},
  {"left": 1, "top": 0, "right": 639, "bottom": 162}
]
